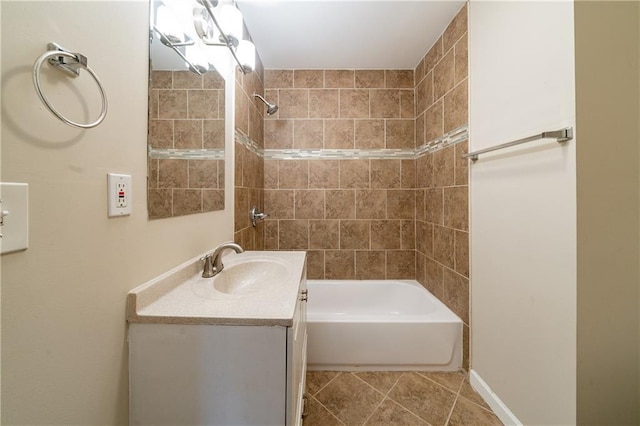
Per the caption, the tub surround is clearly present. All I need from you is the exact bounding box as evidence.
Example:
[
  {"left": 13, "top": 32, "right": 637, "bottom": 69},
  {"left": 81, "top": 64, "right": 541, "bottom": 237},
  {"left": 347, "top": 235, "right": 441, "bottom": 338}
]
[{"left": 127, "top": 250, "right": 306, "bottom": 327}]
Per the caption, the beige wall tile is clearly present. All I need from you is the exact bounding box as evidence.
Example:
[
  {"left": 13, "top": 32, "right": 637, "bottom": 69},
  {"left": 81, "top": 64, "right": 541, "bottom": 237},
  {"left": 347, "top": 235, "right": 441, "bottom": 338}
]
[
  {"left": 235, "top": 82, "right": 249, "bottom": 133},
  {"left": 149, "top": 120, "right": 173, "bottom": 149},
  {"left": 265, "top": 189, "right": 294, "bottom": 219},
  {"left": 294, "top": 119, "right": 324, "bottom": 149},
  {"left": 325, "top": 250, "right": 355, "bottom": 279},
  {"left": 415, "top": 112, "right": 425, "bottom": 148},
  {"left": 294, "top": 70, "right": 324, "bottom": 88},
  {"left": 371, "top": 160, "right": 401, "bottom": 189},
  {"left": 425, "top": 100, "right": 444, "bottom": 142},
  {"left": 248, "top": 105, "right": 264, "bottom": 145},
  {"left": 188, "top": 90, "right": 218, "bottom": 119},
  {"left": 401, "top": 219, "right": 416, "bottom": 249},
  {"left": 325, "top": 70, "right": 354, "bottom": 88},
  {"left": 454, "top": 34, "right": 468, "bottom": 84},
  {"left": 433, "top": 145, "right": 455, "bottom": 187},
  {"left": 203, "top": 189, "right": 224, "bottom": 212},
  {"left": 264, "top": 220, "right": 279, "bottom": 249},
  {"left": 151, "top": 70, "right": 172, "bottom": 89},
  {"left": 454, "top": 141, "right": 469, "bottom": 185},
  {"left": 434, "top": 50, "right": 455, "bottom": 100},
  {"left": 265, "top": 70, "right": 293, "bottom": 88},
  {"left": 279, "top": 219, "right": 309, "bottom": 249},
  {"left": 355, "top": 70, "right": 385, "bottom": 88},
  {"left": 234, "top": 187, "right": 249, "bottom": 231},
  {"left": 444, "top": 186, "right": 469, "bottom": 231},
  {"left": 416, "top": 189, "right": 426, "bottom": 221},
  {"left": 416, "top": 252, "right": 426, "bottom": 286},
  {"left": 425, "top": 257, "right": 444, "bottom": 300},
  {"left": 325, "top": 190, "right": 356, "bottom": 219},
  {"left": 203, "top": 119, "right": 224, "bottom": 149},
  {"left": 295, "top": 190, "right": 325, "bottom": 219},
  {"left": 174, "top": 120, "right": 202, "bottom": 149},
  {"left": 414, "top": 59, "right": 425, "bottom": 87},
  {"left": 386, "top": 250, "right": 415, "bottom": 279},
  {"left": 433, "top": 225, "right": 454, "bottom": 268},
  {"left": 279, "top": 89, "right": 309, "bottom": 118},
  {"left": 355, "top": 120, "right": 385, "bottom": 149},
  {"left": 188, "top": 160, "right": 217, "bottom": 189},
  {"left": 371, "top": 220, "right": 401, "bottom": 250},
  {"left": 415, "top": 74, "right": 433, "bottom": 115},
  {"left": 309, "top": 89, "right": 339, "bottom": 118},
  {"left": 279, "top": 160, "right": 308, "bottom": 189},
  {"left": 340, "top": 220, "right": 370, "bottom": 249},
  {"left": 309, "top": 220, "right": 340, "bottom": 249},
  {"left": 340, "top": 159, "right": 370, "bottom": 189},
  {"left": 173, "top": 71, "right": 202, "bottom": 89},
  {"left": 356, "top": 190, "right": 387, "bottom": 219},
  {"left": 203, "top": 71, "right": 224, "bottom": 89},
  {"left": 173, "top": 189, "right": 202, "bottom": 215},
  {"left": 265, "top": 119, "right": 294, "bottom": 149},
  {"left": 425, "top": 188, "right": 443, "bottom": 225},
  {"left": 148, "top": 189, "right": 172, "bottom": 219},
  {"left": 158, "top": 90, "right": 187, "bottom": 119},
  {"left": 416, "top": 153, "right": 433, "bottom": 189},
  {"left": 424, "top": 37, "right": 443, "bottom": 75},
  {"left": 400, "top": 90, "right": 415, "bottom": 119},
  {"left": 370, "top": 89, "right": 401, "bottom": 118},
  {"left": 386, "top": 70, "right": 414, "bottom": 88},
  {"left": 340, "top": 89, "right": 370, "bottom": 118},
  {"left": 325, "top": 119, "right": 355, "bottom": 149},
  {"left": 455, "top": 230, "right": 469, "bottom": 278},
  {"left": 443, "top": 4, "right": 468, "bottom": 52},
  {"left": 264, "top": 159, "right": 278, "bottom": 189},
  {"left": 158, "top": 159, "right": 188, "bottom": 188},
  {"left": 306, "top": 250, "right": 325, "bottom": 279},
  {"left": 387, "top": 190, "right": 416, "bottom": 220},
  {"left": 444, "top": 80, "right": 468, "bottom": 133},
  {"left": 401, "top": 159, "right": 416, "bottom": 189},
  {"left": 443, "top": 268, "right": 469, "bottom": 324},
  {"left": 309, "top": 160, "right": 340, "bottom": 189},
  {"left": 356, "top": 251, "right": 386, "bottom": 279},
  {"left": 386, "top": 120, "right": 415, "bottom": 149}
]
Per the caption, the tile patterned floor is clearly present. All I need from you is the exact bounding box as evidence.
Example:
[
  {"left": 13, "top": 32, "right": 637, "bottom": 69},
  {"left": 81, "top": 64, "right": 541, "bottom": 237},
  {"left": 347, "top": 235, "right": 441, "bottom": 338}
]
[{"left": 303, "top": 371, "right": 503, "bottom": 426}]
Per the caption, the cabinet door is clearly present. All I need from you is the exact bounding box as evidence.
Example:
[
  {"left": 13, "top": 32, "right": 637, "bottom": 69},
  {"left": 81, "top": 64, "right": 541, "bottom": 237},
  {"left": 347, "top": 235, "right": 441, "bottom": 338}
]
[
  {"left": 287, "top": 279, "right": 308, "bottom": 425},
  {"left": 129, "top": 323, "right": 287, "bottom": 425}
]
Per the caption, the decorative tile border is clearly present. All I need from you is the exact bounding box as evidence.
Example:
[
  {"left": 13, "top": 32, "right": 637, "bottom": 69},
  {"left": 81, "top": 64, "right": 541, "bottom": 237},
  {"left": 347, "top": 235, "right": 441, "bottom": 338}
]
[
  {"left": 235, "top": 125, "right": 468, "bottom": 160},
  {"left": 148, "top": 147, "right": 225, "bottom": 160}
]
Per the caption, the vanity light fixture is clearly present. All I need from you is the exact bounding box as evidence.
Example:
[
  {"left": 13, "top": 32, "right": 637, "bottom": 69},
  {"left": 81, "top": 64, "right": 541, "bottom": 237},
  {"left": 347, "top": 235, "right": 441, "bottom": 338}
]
[{"left": 194, "top": 0, "right": 256, "bottom": 74}]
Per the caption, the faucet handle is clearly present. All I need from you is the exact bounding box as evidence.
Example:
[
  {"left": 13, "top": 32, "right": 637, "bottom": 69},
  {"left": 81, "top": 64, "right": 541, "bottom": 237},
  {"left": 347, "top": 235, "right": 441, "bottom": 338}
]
[
  {"left": 200, "top": 254, "right": 215, "bottom": 278},
  {"left": 250, "top": 206, "right": 268, "bottom": 227}
]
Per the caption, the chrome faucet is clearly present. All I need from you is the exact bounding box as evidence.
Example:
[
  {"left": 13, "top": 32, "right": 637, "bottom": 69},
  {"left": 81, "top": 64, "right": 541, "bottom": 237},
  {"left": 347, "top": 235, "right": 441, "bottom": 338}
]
[{"left": 201, "top": 242, "right": 244, "bottom": 278}]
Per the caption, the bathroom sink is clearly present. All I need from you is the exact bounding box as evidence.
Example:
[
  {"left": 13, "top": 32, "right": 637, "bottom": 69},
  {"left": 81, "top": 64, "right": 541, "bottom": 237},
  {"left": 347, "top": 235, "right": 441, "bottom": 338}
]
[{"left": 212, "top": 259, "right": 288, "bottom": 295}]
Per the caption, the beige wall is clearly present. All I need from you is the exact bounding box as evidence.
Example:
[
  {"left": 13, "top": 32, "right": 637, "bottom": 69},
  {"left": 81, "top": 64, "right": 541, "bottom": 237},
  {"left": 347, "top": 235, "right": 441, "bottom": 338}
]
[
  {"left": 1, "top": 1, "right": 234, "bottom": 423},
  {"left": 469, "top": 1, "right": 577, "bottom": 424},
  {"left": 575, "top": 1, "right": 640, "bottom": 424}
]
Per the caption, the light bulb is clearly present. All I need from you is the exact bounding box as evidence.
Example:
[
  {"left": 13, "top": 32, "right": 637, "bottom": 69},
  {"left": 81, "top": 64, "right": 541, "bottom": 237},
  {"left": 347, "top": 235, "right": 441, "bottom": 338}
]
[
  {"left": 156, "top": 5, "right": 185, "bottom": 44},
  {"left": 186, "top": 44, "right": 209, "bottom": 74},
  {"left": 218, "top": 4, "right": 243, "bottom": 46},
  {"left": 236, "top": 40, "right": 256, "bottom": 73}
]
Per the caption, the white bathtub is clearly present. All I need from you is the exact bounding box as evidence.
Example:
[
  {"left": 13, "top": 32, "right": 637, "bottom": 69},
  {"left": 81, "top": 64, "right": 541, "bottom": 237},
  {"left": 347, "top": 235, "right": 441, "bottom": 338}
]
[{"left": 306, "top": 280, "right": 462, "bottom": 371}]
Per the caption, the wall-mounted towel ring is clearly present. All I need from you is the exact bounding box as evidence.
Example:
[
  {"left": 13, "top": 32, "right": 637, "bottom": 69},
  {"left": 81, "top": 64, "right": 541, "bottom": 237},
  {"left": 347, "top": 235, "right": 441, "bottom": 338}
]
[{"left": 32, "top": 43, "right": 108, "bottom": 129}]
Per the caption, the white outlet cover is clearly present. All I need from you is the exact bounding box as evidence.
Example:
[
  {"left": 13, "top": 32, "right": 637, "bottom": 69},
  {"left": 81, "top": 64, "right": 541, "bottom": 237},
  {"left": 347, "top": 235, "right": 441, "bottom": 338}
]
[
  {"left": 0, "top": 182, "right": 29, "bottom": 254},
  {"left": 107, "top": 173, "right": 132, "bottom": 217}
]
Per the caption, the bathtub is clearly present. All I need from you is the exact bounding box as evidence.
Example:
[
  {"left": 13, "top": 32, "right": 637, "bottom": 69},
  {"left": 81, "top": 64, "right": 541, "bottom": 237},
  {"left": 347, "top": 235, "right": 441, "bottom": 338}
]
[{"left": 306, "top": 280, "right": 462, "bottom": 371}]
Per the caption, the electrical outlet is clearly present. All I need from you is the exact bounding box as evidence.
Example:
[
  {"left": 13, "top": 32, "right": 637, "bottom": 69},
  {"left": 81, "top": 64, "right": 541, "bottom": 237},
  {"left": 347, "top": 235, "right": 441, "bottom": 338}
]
[{"left": 108, "top": 173, "right": 132, "bottom": 217}]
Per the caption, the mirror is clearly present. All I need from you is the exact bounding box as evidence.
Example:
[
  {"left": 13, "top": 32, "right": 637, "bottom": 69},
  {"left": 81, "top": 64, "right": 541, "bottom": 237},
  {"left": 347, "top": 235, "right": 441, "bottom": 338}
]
[{"left": 147, "top": 0, "right": 226, "bottom": 219}]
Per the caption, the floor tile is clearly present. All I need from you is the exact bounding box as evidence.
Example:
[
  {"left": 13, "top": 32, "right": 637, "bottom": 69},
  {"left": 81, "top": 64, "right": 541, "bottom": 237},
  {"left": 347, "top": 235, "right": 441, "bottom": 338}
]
[
  {"left": 417, "top": 371, "right": 465, "bottom": 393},
  {"left": 388, "top": 372, "right": 457, "bottom": 426},
  {"left": 307, "top": 371, "right": 340, "bottom": 396},
  {"left": 364, "top": 397, "right": 429, "bottom": 426},
  {"left": 354, "top": 371, "right": 404, "bottom": 394},
  {"left": 315, "top": 372, "right": 385, "bottom": 426},
  {"left": 303, "top": 396, "right": 345, "bottom": 426},
  {"left": 457, "top": 378, "right": 491, "bottom": 410},
  {"left": 447, "top": 396, "right": 503, "bottom": 426}
]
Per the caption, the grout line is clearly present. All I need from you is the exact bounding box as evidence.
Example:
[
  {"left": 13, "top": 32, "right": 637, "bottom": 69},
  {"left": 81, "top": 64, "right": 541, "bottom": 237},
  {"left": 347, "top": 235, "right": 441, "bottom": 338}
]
[
  {"left": 308, "top": 394, "right": 347, "bottom": 426},
  {"left": 444, "top": 375, "right": 466, "bottom": 426}
]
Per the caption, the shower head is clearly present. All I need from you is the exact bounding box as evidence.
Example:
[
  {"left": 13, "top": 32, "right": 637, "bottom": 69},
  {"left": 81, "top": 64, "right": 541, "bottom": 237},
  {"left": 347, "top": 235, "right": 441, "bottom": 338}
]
[{"left": 253, "top": 93, "right": 279, "bottom": 116}]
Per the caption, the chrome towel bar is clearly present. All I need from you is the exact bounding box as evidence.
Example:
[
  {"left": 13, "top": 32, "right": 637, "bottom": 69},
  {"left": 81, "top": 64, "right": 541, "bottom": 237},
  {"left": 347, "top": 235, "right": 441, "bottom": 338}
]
[{"left": 463, "top": 127, "right": 573, "bottom": 161}]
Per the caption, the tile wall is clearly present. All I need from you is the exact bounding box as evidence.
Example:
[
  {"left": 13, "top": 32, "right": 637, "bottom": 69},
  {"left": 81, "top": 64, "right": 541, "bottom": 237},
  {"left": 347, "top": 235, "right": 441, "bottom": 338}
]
[
  {"left": 234, "top": 56, "right": 266, "bottom": 249},
  {"left": 414, "top": 5, "right": 469, "bottom": 369},
  {"left": 234, "top": 4, "right": 469, "bottom": 367},
  {"left": 262, "top": 69, "right": 417, "bottom": 280},
  {"left": 148, "top": 70, "right": 225, "bottom": 218}
]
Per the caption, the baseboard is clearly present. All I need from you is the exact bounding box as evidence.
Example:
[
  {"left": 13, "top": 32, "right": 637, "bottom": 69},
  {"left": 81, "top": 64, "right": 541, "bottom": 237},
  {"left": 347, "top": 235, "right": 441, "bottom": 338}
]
[{"left": 469, "top": 369, "right": 523, "bottom": 426}]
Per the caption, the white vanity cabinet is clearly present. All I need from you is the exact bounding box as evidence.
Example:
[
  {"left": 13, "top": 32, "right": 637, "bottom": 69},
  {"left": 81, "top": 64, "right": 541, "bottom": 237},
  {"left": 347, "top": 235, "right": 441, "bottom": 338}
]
[{"left": 126, "top": 251, "right": 307, "bottom": 426}]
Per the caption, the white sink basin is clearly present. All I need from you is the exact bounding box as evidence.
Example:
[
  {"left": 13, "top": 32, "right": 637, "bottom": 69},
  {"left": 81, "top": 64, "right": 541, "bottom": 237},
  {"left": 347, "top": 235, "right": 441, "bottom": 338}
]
[{"left": 213, "top": 260, "right": 288, "bottom": 295}]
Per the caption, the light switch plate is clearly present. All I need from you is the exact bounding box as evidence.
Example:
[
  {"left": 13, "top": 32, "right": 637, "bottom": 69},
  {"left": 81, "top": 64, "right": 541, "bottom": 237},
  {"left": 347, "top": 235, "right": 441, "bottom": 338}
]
[{"left": 1, "top": 182, "right": 29, "bottom": 254}]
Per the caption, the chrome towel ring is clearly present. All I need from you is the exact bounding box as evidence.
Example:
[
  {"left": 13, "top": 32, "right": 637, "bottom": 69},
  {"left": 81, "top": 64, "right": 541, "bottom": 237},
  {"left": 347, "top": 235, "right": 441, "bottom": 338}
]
[{"left": 32, "top": 43, "right": 107, "bottom": 129}]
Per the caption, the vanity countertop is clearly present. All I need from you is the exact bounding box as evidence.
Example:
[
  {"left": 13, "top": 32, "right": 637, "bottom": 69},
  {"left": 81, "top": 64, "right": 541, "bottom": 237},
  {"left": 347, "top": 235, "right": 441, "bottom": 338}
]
[{"left": 126, "top": 250, "right": 307, "bottom": 327}]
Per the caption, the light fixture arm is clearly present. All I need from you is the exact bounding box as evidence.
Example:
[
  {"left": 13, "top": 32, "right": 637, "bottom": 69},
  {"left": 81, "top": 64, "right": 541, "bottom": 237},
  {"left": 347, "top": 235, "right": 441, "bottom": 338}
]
[
  {"left": 197, "top": 0, "right": 250, "bottom": 74},
  {"left": 152, "top": 25, "right": 204, "bottom": 75}
]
